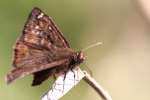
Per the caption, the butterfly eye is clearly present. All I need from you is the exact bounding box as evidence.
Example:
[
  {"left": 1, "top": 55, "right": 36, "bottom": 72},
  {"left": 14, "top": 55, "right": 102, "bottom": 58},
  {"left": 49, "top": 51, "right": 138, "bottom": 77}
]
[{"left": 77, "top": 52, "right": 85, "bottom": 62}]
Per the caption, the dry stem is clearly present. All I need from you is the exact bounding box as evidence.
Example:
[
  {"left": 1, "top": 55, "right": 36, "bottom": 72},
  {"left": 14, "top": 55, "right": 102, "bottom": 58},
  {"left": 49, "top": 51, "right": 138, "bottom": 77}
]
[{"left": 83, "top": 71, "right": 112, "bottom": 100}]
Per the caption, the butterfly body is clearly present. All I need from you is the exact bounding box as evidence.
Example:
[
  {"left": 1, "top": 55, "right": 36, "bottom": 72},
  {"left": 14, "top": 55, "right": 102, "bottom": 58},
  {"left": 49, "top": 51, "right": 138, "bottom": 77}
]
[{"left": 6, "top": 7, "right": 85, "bottom": 86}]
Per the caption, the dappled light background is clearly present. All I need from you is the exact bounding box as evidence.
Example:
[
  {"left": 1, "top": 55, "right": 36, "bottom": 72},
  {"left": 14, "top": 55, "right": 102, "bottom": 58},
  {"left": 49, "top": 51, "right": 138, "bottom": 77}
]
[{"left": 1, "top": 0, "right": 150, "bottom": 100}]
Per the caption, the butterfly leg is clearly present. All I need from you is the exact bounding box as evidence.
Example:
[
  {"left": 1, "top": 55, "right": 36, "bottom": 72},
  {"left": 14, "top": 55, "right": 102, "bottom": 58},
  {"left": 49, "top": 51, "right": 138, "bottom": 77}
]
[
  {"left": 71, "top": 67, "right": 77, "bottom": 86},
  {"left": 62, "top": 70, "right": 68, "bottom": 93}
]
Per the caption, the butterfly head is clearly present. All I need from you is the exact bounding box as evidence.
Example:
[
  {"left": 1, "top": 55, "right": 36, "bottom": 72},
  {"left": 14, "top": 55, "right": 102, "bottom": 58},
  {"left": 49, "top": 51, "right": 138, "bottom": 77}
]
[{"left": 73, "top": 51, "right": 85, "bottom": 65}]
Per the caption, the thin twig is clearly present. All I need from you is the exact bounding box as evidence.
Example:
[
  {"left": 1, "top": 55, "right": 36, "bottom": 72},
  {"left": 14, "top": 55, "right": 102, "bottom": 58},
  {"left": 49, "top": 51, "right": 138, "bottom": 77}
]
[{"left": 83, "top": 71, "right": 112, "bottom": 100}]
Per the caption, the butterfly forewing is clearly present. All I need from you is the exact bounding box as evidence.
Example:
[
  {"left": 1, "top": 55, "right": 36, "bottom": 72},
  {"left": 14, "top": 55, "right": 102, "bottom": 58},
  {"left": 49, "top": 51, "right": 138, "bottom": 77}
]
[
  {"left": 6, "top": 7, "right": 75, "bottom": 85},
  {"left": 22, "top": 7, "right": 70, "bottom": 49}
]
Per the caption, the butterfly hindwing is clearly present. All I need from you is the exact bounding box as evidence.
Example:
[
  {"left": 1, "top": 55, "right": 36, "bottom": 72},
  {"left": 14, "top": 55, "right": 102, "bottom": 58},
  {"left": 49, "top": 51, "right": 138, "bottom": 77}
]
[{"left": 6, "top": 58, "right": 70, "bottom": 84}]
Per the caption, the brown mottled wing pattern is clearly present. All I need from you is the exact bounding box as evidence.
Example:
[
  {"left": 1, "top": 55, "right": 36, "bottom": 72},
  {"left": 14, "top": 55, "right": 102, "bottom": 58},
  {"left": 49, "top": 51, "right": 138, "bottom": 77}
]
[{"left": 6, "top": 7, "right": 73, "bottom": 85}]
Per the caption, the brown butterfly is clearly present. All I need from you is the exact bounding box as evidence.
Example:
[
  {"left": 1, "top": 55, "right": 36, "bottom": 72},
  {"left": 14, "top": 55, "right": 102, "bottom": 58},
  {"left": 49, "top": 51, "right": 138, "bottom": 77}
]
[{"left": 6, "top": 7, "right": 85, "bottom": 86}]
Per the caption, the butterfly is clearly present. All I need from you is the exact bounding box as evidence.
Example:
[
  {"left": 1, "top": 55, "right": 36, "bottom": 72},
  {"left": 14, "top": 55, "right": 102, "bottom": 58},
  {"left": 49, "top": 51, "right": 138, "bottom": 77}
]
[{"left": 6, "top": 7, "right": 85, "bottom": 86}]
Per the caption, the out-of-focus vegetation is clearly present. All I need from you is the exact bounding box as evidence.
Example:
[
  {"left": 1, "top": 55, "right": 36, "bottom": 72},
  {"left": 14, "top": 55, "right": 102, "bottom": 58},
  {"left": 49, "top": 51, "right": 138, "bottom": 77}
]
[{"left": 1, "top": 0, "right": 150, "bottom": 100}]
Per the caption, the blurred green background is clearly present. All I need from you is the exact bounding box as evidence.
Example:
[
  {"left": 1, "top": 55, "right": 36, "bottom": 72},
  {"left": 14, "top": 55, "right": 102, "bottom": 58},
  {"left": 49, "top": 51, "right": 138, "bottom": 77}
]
[{"left": 1, "top": 0, "right": 150, "bottom": 100}]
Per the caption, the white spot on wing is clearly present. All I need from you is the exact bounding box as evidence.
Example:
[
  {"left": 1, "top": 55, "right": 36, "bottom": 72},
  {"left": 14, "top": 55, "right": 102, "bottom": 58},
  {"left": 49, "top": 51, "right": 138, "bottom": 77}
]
[
  {"left": 49, "top": 26, "right": 52, "bottom": 31},
  {"left": 35, "top": 25, "right": 39, "bottom": 29},
  {"left": 37, "top": 13, "right": 44, "bottom": 19},
  {"left": 41, "top": 39, "right": 45, "bottom": 45},
  {"left": 24, "top": 36, "right": 28, "bottom": 41},
  {"left": 31, "top": 30, "right": 40, "bottom": 35}
]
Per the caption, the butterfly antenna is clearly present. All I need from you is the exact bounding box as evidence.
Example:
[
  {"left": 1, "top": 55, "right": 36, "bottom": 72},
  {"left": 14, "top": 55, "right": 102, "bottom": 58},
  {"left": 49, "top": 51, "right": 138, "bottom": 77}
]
[{"left": 82, "top": 42, "right": 103, "bottom": 52}]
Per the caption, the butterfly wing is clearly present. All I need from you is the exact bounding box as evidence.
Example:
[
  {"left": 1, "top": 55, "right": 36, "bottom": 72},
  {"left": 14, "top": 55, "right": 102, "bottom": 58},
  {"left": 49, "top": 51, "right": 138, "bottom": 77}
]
[
  {"left": 6, "top": 58, "right": 70, "bottom": 84},
  {"left": 14, "top": 7, "right": 70, "bottom": 68},
  {"left": 6, "top": 7, "right": 73, "bottom": 84},
  {"left": 28, "top": 8, "right": 71, "bottom": 86},
  {"left": 22, "top": 7, "right": 70, "bottom": 49}
]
